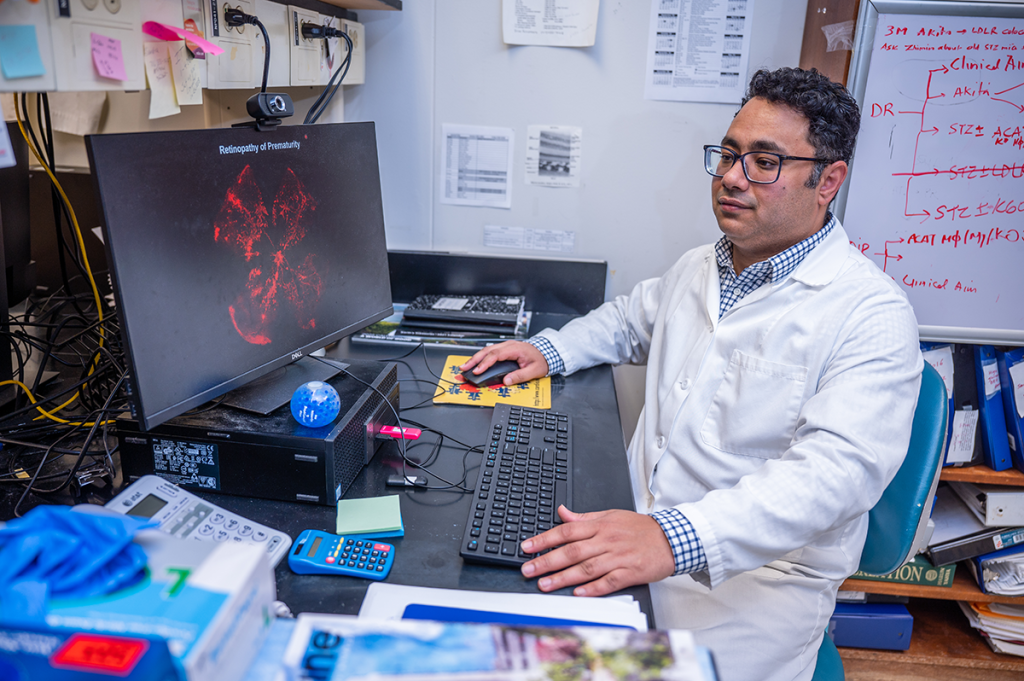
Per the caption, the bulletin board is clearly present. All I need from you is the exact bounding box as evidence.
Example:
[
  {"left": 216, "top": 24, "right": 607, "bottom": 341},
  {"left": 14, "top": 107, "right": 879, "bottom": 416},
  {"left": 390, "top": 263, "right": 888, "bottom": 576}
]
[{"left": 837, "top": 0, "right": 1024, "bottom": 345}]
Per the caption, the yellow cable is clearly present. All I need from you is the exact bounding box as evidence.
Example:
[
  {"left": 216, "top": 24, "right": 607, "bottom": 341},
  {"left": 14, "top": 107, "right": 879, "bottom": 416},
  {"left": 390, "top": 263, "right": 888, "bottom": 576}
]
[
  {"left": 13, "top": 94, "right": 108, "bottom": 417},
  {"left": 13, "top": 94, "right": 104, "bottom": 325},
  {"left": 0, "top": 379, "right": 113, "bottom": 427}
]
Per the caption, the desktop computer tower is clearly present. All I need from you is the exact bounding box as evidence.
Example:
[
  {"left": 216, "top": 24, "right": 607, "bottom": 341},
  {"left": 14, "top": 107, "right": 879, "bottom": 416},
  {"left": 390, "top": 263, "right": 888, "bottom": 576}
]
[{"left": 117, "top": 360, "right": 398, "bottom": 505}]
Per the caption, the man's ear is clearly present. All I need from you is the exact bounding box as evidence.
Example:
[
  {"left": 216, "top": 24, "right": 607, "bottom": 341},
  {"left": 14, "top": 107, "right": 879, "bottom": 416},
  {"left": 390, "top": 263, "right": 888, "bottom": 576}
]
[{"left": 817, "top": 160, "right": 848, "bottom": 207}]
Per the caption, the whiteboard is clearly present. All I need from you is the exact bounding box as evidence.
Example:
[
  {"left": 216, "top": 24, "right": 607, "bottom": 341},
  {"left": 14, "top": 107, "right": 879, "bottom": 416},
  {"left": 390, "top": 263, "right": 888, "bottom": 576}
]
[{"left": 838, "top": 1, "right": 1024, "bottom": 346}]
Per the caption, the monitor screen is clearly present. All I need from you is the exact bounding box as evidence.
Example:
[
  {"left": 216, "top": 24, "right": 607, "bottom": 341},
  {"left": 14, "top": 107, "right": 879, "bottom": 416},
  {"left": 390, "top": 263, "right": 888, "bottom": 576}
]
[{"left": 87, "top": 123, "right": 392, "bottom": 431}]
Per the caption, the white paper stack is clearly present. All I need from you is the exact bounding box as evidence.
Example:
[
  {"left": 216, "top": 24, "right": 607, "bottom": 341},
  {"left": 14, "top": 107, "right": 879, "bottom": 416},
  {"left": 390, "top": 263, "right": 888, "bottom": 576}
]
[
  {"left": 959, "top": 601, "right": 1024, "bottom": 656},
  {"left": 358, "top": 582, "right": 649, "bottom": 631}
]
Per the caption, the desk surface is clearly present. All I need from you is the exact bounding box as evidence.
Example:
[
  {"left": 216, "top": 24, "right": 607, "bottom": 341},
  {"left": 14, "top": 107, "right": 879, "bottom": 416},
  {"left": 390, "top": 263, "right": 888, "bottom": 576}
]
[
  {"left": 170, "top": 332, "right": 652, "bottom": 625},
  {"left": 0, "top": 317, "right": 651, "bottom": 627}
]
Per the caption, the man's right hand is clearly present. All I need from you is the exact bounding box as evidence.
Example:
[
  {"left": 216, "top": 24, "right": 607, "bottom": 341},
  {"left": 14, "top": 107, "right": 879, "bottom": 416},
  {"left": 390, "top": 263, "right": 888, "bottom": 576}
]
[{"left": 461, "top": 341, "right": 549, "bottom": 386}]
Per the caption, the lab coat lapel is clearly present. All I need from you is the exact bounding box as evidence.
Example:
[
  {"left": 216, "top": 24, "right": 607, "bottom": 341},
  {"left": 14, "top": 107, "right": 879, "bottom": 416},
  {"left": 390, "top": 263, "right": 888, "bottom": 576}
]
[{"left": 701, "top": 252, "right": 719, "bottom": 331}]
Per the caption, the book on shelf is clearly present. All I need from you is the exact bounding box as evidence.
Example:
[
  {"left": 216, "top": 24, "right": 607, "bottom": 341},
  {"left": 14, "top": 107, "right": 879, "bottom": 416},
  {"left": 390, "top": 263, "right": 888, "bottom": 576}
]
[
  {"left": 351, "top": 302, "right": 531, "bottom": 349},
  {"left": 848, "top": 553, "right": 956, "bottom": 587}
]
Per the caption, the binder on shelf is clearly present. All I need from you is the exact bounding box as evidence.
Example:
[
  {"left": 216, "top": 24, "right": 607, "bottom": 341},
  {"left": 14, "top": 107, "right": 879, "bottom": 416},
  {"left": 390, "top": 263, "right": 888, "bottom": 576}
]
[
  {"left": 996, "top": 347, "right": 1024, "bottom": 473},
  {"left": 926, "top": 485, "right": 1024, "bottom": 566},
  {"left": 921, "top": 342, "right": 956, "bottom": 466},
  {"left": 975, "top": 345, "right": 1012, "bottom": 471},
  {"left": 949, "top": 480, "right": 1024, "bottom": 527},
  {"left": 829, "top": 603, "right": 913, "bottom": 651},
  {"left": 944, "top": 344, "right": 984, "bottom": 467},
  {"left": 966, "top": 542, "right": 1024, "bottom": 596}
]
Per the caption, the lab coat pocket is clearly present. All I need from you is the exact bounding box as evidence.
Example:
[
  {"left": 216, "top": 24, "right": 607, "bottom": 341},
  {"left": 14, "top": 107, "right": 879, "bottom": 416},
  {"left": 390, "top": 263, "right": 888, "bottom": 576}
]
[{"left": 700, "top": 350, "right": 808, "bottom": 458}]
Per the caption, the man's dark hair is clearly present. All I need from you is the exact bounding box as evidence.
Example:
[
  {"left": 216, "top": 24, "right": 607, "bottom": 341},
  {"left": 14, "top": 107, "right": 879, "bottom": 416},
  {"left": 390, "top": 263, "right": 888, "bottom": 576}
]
[{"left": 741, "top": 67, "right": 861, "bottom": 187}]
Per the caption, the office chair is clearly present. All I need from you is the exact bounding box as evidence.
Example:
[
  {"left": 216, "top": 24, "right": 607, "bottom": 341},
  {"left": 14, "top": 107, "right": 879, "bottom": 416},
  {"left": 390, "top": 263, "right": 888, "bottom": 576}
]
[{"left": 812, "top": 361, "right": 949, "bottom": 681}]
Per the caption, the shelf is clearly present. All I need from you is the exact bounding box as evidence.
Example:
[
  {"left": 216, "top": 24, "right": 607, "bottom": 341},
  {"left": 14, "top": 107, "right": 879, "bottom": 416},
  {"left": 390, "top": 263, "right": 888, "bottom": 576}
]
[
  {"left": 841, "top": 569, "right": 1024, "bottom": 604},
  {"left": 838, "top": 599, "right": 1024, "bottom": 679},
  {"left": 276, "top": 0, "right": 400, "bottom": 18},
  {"left": 318, "top": 0, "right": 401, "bottom": 10},
  {"left": 941, "top": 466, "right": 1024, "bottom": 486}
]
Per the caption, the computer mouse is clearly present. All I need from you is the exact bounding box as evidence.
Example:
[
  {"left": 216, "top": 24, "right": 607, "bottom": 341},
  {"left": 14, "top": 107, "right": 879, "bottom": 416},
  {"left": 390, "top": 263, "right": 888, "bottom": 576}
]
[{"left": 461, "top": 360, "right": 520, "bottom": 388}]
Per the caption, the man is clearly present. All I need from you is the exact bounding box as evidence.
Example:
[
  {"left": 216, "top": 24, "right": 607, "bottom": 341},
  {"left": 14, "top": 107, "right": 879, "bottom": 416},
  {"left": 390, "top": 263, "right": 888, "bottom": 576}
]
[{"left": 462, "top": 67, "right": 923, "bottom": 681}]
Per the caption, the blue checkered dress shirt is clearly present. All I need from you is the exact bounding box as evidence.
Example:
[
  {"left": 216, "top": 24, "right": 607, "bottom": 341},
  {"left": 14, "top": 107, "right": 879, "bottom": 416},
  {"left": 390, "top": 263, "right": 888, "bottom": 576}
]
[
  {"left": 716, "top": 213, "right": 836, "bottom": 318},
  {"left": 528, "top": 214, "right": 836, "bottom": 575}
]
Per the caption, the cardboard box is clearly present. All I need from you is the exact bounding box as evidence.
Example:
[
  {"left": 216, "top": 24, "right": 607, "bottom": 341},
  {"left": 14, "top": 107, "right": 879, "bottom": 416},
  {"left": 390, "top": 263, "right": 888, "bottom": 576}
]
[{"left": 39, "top": 530, "right": 275, "bottom": 681}]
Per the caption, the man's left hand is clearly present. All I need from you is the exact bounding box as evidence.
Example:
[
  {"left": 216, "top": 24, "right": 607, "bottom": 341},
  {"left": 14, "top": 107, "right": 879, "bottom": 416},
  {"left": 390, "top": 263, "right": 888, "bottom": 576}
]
[{"left": 520, "top": 506, "right": 676, "bottom": 597}]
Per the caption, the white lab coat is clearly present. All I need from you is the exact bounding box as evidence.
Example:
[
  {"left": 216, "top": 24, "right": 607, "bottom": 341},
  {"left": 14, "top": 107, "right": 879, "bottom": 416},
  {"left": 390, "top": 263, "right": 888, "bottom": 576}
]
[{"left": 539, "top": 222, "right": 923, "bottom": 681}]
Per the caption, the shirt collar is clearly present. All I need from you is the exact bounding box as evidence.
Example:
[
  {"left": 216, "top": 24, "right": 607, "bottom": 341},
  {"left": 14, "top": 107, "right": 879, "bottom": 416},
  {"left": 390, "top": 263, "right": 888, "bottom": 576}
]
[{"left": 714, "top": 212, "right": 836, "bottom": 283}]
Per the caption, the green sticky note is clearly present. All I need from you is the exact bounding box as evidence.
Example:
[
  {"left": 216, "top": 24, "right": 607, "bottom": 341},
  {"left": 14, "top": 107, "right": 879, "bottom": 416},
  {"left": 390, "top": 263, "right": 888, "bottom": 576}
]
[{"left": 337, "top": 495, "right": 404, "bottom": 537}]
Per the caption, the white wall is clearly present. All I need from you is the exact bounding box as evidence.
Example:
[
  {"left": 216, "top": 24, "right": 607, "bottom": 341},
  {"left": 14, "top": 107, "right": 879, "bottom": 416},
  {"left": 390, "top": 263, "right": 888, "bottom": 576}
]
[
  {"left": 345, "top": 0, "right": 809, "bottom": 441},
  {"left": 347, "top": 0, "right": 808, "bottom": 298}
]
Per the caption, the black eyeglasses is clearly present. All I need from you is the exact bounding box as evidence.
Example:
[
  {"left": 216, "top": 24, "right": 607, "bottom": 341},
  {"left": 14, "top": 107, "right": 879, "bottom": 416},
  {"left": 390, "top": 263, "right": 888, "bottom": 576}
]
[{"left": 703, "top": 145, "right": 832, "bottom": 184}]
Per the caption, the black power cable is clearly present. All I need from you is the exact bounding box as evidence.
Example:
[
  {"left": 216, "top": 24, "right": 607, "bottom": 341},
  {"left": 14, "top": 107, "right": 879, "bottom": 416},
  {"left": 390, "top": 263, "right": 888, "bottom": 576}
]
[
  {"left": 224, "top": 9, "right": 270, "bottom": 93},
  {"left": 301, "top": 23, "right": 353, "bottom": 124}
]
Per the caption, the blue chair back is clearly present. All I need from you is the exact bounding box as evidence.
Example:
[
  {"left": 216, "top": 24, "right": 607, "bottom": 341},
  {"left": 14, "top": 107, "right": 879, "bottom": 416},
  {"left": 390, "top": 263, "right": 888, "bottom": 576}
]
[
  {"left": 858, "top": 361, "right": 948, "bottom": 575},
  {"left": 813, "top": 362, "right": 948, "bottom": 681}
]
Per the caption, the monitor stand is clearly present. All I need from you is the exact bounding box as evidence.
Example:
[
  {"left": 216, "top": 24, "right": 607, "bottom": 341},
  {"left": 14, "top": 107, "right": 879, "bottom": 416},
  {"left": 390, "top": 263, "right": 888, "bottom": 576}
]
[{"left": 220, "top": 355, "right": 347, "bottom": 416}]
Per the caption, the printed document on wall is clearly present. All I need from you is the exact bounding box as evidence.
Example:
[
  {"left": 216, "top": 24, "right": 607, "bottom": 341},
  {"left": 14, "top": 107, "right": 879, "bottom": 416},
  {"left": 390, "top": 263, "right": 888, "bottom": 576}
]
[
  {"left": 440, "top": 125, "right": 515, "bottom": 209},
  {"left": 503, "top": 0, "right": 600, "bottom": 47},
  {"left": 525, "top": 125, "right": 581, "bottom": 188},
  {"left": 644, "top": 0, "right": 753, "bottom": 104}
]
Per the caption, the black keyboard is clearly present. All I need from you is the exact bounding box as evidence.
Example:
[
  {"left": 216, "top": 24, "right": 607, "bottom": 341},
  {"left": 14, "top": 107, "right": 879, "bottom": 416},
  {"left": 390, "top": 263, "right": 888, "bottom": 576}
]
[
  {"left": 403, "top": 295, "right": 524, "bottom": 326},
  {"left": 459, "top": 404, "right": 572, "bottom": 567}
]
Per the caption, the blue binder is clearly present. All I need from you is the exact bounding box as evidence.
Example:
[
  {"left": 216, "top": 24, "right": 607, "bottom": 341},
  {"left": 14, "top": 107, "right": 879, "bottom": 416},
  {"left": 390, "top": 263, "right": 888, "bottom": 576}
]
[
  {"left": 921, "top": 342, "right": 955, "bottom": 466},
  {"left": 970, "top": 541, "right": 1024, "bottom": 594},
  {"left": 975, "top": 345, "right": 1012, "bottom": 471},
  {"left": 996, "top": 347, "right": 1024, "bottom": 473},
  {"left": 829, "top": 603, "right": 913, "bottom": 651}
]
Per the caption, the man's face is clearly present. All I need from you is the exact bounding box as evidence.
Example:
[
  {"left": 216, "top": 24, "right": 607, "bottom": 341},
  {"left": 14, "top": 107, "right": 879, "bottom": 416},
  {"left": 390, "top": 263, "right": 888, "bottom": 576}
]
[{"left": 711, "top": 97, "right": 829, "bottom": 270}]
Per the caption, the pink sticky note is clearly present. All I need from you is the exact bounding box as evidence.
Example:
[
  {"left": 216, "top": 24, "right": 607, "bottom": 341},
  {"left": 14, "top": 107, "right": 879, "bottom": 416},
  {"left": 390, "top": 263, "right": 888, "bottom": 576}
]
[
  {"left": 91, "top": 32, "right": 127, "bottom": 81},
  {"left": 142, "top": 21, "right": 224, "bottom": 57}
]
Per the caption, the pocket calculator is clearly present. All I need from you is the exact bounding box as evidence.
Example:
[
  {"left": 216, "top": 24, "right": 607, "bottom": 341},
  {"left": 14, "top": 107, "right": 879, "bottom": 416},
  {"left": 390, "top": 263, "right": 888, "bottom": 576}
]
[
  {"left": 105, "top": 475, "right": 292, "bottom": 567},
  {"left": 288, "top": 529, "right": 395, "bottom": 579}
]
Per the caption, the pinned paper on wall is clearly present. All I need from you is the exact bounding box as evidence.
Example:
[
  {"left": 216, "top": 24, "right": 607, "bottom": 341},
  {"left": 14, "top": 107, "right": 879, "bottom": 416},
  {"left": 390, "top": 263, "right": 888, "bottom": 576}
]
[
  {"left": 0, "top": 25, "right": 46, "bottom": 80},
  {"left": 142, "top": 21, "right": 223, "bottom": 56},
  {"left": 525, "top": 125, "right": 581, "bottom": 188},
  {"left": 91, "top": 33, "right": 127, "bottom": 81},
  {"left": 48, "top": 92, "right": 107, "bottom": 137},
  {"left": 143, "top": 42, "right": 180, "bottom": 119},
  {"left": 502, "top": 0, "right": 600, "bottom": 47},
  {"left": 0, "top": 120, "right": 15, "bottom": 171},
  {"left": 169, "top": 43, "right": 203, "bottom": 106},
  {"left": 440, "top": 124, "right": 515, "bottom": 209}
]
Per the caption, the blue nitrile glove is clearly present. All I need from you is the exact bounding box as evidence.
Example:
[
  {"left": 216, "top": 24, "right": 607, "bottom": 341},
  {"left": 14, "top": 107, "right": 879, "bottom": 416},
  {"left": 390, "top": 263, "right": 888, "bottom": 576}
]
[{"left": 0, "top": 505, "right": 153, "bottom": 625}]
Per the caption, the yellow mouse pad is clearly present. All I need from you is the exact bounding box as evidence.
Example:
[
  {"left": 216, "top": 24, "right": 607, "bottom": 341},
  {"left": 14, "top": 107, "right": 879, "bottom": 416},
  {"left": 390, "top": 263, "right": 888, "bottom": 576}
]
[{"left": 432, "top": 355, "right": 550, "bottom": 409}]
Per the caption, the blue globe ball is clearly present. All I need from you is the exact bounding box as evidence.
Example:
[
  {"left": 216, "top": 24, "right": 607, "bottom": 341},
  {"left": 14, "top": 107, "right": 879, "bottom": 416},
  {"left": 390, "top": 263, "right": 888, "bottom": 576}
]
[{"left": 291, "top": 381, "right": 341, "bottom": 427}]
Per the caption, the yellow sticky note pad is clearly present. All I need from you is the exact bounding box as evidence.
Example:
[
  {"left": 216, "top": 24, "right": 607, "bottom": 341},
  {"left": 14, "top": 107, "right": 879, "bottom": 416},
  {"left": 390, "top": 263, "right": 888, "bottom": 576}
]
[
  {"left": 432, "top": 355, "right": 551, "bottom": 409},
  {"left": 336, "top": 495, "right": 404, "bottom": 538}
]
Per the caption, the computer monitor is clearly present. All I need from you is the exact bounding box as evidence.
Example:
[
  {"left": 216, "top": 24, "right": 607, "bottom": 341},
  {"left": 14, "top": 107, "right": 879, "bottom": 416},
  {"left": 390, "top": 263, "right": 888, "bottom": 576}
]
[{"left": 86, "top": 123, "right": 393, "bottom": 431}]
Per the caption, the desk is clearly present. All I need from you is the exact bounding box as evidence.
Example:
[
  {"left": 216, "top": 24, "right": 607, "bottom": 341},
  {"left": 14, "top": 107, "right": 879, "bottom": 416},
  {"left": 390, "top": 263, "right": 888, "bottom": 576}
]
[
  {"left": 196, "top": 328, "right": 653, "bottom": 625},
  {"left": 0, "top": 252, "right": 652, "bottom": 627}
]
